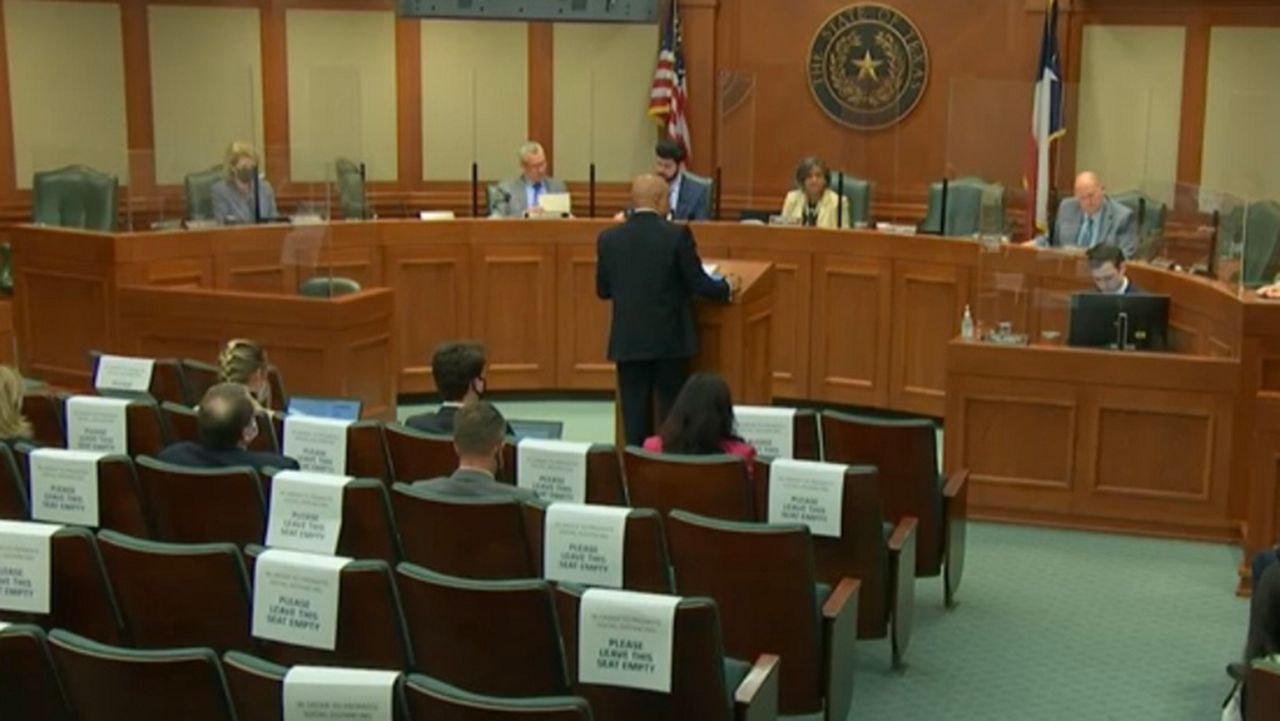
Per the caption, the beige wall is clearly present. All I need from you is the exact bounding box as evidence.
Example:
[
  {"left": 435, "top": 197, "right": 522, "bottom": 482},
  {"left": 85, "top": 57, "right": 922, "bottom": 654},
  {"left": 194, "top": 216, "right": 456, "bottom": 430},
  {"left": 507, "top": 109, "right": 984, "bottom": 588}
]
[
  {"left": 286, "top": 9, "right": 398, "bottom": 182},
  {"left": 5, "top": 0, "right": 128, "bottom": 188},
  {"left": 149, "top": 5, "right": 263, "bottom": 185},
  {"left": 553, "top": 23, "right": 657, "bottom": 183},
  {"left": 1075, "top": 26, "right": 1185, "bottom": 205},
  {"left": 420, "top": 20, "right": 528, "bottom": 182},
  {"left": 1201, "top": 27, "right": 1280, "bottom": 203}
]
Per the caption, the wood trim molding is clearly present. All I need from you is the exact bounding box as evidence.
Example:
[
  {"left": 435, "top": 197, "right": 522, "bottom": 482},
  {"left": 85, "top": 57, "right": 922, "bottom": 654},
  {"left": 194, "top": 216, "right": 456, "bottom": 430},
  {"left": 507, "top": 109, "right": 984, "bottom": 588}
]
[
  {"left": 121, "top": 0, "right": 155, "bottom": 194},
  {"left": 395, "top": 16, "right": 423, "bottom": 189},
  {"left": 0, "top": 1, "right": 15, "bottom": 195},
  {"left": 1175, "top": 13, "right": 1211, "bottom": 195},
  {"left": 528, "top": 22, "right": 554, "bottom": 176},
  {"left": 260, "top": 1, "right": 290, "bottom": 185}
]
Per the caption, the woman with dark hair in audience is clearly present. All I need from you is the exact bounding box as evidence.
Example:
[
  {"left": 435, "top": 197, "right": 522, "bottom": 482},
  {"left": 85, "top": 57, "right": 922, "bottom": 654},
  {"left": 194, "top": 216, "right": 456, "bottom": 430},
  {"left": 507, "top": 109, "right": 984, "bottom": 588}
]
[
  {"left": 0, "top": 365, "right": 32, "bottom": 447},
  {"left": 218, "top": 338, "right": 272, "bottom": 409},
  {"left": 780, "top": 156, "right": 850, "bottom": 229},
  {"left": 642, "top": 372, "right": 757, "bottom": 478}
]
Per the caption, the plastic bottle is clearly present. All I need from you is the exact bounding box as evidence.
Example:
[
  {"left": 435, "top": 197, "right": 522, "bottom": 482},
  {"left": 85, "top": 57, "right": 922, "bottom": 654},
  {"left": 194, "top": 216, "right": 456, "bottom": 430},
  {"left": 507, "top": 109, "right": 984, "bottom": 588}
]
[{"left": 961, "top": 304, "right": 975, "bottom": 341}]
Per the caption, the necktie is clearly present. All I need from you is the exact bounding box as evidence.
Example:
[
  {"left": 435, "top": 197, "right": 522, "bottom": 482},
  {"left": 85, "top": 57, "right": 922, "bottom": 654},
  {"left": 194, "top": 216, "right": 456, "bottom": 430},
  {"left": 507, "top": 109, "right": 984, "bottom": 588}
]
[
  {"left": 1082, "top": 216, "right": 1095, "bottom": 247},
  {"left": 533, "top": 182, "right": 543, "bottom": 207}
]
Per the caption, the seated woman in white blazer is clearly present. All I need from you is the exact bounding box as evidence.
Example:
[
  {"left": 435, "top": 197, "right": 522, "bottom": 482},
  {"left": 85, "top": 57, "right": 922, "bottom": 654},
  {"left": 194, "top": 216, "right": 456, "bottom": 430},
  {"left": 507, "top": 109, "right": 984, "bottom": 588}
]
[{"left": 780, "top": 156, "right": 850, "bottom": 229}]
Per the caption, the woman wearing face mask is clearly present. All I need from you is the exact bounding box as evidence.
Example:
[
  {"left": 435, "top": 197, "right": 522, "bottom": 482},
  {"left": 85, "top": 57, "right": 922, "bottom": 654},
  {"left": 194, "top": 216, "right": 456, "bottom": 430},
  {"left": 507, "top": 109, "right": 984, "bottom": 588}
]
[
  {"left": 780, "top": 156, "right": 850, "bottom": 229},
  {"left": 210, "top": 141, "right": 278, "bottom": 225},
  {"left": 218, "top": 338, "right": 273, "bottom": 411}
]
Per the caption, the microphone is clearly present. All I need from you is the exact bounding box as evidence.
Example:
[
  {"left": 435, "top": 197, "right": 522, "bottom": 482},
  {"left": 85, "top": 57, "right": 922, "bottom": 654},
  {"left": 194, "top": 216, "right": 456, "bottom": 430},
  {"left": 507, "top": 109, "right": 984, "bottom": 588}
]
[{"left": 251, "top": 166, "right": 261, "bottom": 225}]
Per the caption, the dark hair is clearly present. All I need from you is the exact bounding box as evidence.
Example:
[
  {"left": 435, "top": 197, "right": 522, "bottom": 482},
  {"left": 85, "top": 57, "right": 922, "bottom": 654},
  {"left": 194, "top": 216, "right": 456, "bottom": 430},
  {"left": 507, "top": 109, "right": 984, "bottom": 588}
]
[
  {"left": 655, "top": 138, "right": 685, "bottom": 163},
  {"left": 453, "top": 400, "right": 507, "bottom": 456},
  {"left": 432, "top": 342, "right": 486, "bottom": 401},
  {"left": 658, "top": 372, "right": 739, "bottom": 455},
  {"left": 1086, "top": 243, "right": 1125, "bottom": 269},
  {"left": 197, "top": 383, "right": 255, "bottom": 451},
  {"left": 794, "top": 156, "right": 830, "bottom": 188}
]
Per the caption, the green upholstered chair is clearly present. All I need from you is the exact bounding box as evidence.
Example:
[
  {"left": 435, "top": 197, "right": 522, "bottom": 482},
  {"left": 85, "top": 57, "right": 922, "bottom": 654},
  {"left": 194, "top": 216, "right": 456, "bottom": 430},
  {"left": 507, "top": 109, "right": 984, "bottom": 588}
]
[
  {"left": 184, "top": 166, "right": 225, "bottom": 221},
  {"left": 919, "top": 176, "right": 1005, "bottom": 237},
  {"left": 1241, "top": 201, "right": 1280, "bottom": 287},
  {"left": 335, "top": 157, "right": 367, "bottom": 220},
  {"left": 405, "top": 674, "right": 593, "bottom": 721},
  {"left": 1112, "top": 190, "right": 1167, "bottom": 261},
  {"left": 299, "top": 276, "right": 362, "bottom": 297},
  {"left": 0, "top": 242, "right": 12, "bottom": 295},
  {"left": 829, "top": 171, "right": 873, "bottom": 227},
  {"left": 32, "top": 165, "right": 118, "bottom": 231}
]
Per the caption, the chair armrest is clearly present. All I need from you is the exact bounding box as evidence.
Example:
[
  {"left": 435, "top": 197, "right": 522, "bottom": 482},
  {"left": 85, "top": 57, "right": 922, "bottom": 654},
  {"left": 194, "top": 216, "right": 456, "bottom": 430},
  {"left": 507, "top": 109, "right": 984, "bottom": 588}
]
[
  {"left": 733, "top": 653, "right": 780, "bottom": 721},
  {"left": 822, "top": 577, "right": 859, "bottom": 721},
  {"left": 888, "top": 516, "right": 918, "bottom": 553},
  {"left": 887, "top": 517, "right": 918, "bottom": 669},
  {"left": 942, "top": 469, "right": 968, "bottom": 608},
  {"left": 943, "top": 468, "right": 969, "bottom": 499}
]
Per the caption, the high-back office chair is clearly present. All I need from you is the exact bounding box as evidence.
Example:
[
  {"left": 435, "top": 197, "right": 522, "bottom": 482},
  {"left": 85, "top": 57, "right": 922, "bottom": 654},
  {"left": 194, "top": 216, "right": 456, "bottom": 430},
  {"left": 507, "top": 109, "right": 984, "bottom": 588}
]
[
  {"left": 183, "top": 166, "right": 225, "bottom": 222},
  {"left": 1112, "top": 190, "right": 1167, "bottom": 260},
  {"left": 919, "top": 176, "right": 1004, "bottom": 237},
  {"left": 1240, "top": 201, "right": 1280, "bottom": 286},
  {"left": 32, "top": 165, "right": 118, "bottom": 231},
  {"left": 829, "top": 171, "right": 873, "bottom": 227},
  {"left": 334, "top": 157, "right": 367, "bottom": 220},
  {"left": 298, "top": 276, "right": 362, "bottom": 298}
]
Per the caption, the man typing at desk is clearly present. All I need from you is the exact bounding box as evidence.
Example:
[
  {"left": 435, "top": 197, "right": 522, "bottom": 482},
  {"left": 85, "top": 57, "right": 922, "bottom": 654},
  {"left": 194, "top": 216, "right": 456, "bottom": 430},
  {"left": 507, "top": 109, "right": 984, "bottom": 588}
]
[
  {"left": 490, "top": 141, "right": 567, "bottom": 218},
  {"left": 1087, "top": 244, "right": 1142, "bottom": 295}
]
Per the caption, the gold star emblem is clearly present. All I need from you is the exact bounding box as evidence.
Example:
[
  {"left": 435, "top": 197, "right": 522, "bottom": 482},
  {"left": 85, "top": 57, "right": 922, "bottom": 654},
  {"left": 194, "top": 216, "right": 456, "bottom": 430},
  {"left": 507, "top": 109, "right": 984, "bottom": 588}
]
[{"left": 853, "top": 50, "right": 883, "bottom": 82}]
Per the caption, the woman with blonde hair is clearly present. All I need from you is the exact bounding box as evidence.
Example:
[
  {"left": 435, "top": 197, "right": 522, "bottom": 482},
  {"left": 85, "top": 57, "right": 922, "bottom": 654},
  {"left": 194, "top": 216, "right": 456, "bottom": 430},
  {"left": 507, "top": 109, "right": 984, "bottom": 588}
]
[
  {"left": 0, "top": 365, "right": 33, "bottom": 443},
  {"left": 780, "top": 156, "right": 850, "bottom": 229},
  {"left": 210, "top": 141, "right": 278, "bottom": 225},
  {"left": 218, "top": 338, "right": 272, "bottom": 409}
]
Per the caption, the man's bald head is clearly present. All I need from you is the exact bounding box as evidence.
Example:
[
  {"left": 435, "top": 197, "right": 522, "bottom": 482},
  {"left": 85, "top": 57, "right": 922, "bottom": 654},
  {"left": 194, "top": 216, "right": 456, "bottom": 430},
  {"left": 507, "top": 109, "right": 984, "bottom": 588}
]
[
  {"left": 631, "top": 173, "right": 671, "bottom": 215},
  {"left": 197, "top": 383, "right": 255, "bottom": 450},
  {"left": 1074, "top": 171, "right": 1105, "bottom": 215}
]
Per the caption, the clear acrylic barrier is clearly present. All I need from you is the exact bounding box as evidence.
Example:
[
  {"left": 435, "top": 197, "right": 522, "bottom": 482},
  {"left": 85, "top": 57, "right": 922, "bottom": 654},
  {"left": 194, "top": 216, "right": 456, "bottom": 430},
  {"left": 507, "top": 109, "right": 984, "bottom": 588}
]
[{"left": 714, "top": 68, "right": 759, "bottom": 221}]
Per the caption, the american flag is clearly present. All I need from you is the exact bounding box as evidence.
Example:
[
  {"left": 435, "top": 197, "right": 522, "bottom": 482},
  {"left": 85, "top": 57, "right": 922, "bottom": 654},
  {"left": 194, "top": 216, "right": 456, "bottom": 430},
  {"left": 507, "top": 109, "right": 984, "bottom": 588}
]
[
  {"left": 1024, "top": 0, "right": 1065, "bottom": 238},
  {"left": 648, "top": 1, "right": 691, "bottom": 158}
]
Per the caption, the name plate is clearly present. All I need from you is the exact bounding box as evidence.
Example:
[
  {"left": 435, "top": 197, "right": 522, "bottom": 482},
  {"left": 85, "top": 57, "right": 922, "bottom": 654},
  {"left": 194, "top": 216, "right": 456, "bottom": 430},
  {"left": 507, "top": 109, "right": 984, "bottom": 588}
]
[
  {"left": 30, "top": 449, "right": 106, "bottom": 527},
  {"left": 66, "top": 396, "right": 130, "bottom": 455},
  {"left": 266, "top": 471, "right": 352, "bottom": 555},
  {"left": 544, "top": 503, "right": 630, "bottom": 588},
  {"left": 94, "top": 354, "right": 155, "bottom": 393},
  {"left": 579, "top": 588, "right": 680, "bottom": 693},
  {"left": 252, "top": 548, "right": 351, "bottom": 650},
  {"left": 282, "top": 416, "right": 351, "bottom": 475},
  {"left": 283, "top": 666, "right": 400, "bottom": 721},
  {"left": 766, "top": 459, "right": 846, "bottom": 538},
  {"left": 517, "top": 439, "right": 592, "bottom": 502},
  {"left": 0, "top": 520, "right": 62, "bottom": 614},
  {"left": 734, "top": 406, "right": 797, "bottom": 460}
]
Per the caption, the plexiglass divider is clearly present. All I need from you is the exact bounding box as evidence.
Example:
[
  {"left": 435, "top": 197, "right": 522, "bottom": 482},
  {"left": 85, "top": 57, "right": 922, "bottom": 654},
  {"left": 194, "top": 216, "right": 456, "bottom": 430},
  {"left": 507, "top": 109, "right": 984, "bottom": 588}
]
[{"left": 714, "top": 68, "right": 758, "bottom": 221}]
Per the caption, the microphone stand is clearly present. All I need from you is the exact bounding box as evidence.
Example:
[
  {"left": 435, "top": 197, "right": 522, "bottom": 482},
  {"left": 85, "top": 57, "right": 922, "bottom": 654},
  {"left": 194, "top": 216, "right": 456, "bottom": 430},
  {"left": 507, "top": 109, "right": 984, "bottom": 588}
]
[
  {"left": 358, "top": 162, "right": 368, "bottom": 219},
  {"left": 589, "top": 163, "right": 597, "bottom": 219},
  {"left": 252, "top": 166, "right": 261, "bottom": 224},
  {"left": 470, "top": 162, "right": 479, "bottom": 218},
  {"left": 938, "top": 177, "right": 949, "bottom": 236},
  {"left": 836, "top": 172, "right": 846, "bottom": 229},
  {"left": 714, "top": 166, "right": 722, "bottom": 220}
]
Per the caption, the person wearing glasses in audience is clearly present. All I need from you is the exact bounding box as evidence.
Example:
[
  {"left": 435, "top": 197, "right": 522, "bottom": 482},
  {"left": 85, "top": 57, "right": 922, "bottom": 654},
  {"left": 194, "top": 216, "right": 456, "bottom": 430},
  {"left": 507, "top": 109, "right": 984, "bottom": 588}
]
[
  {"left": 210, "top": 141, "right": 278, "bottom": 225},
  {"left": 412, "top": 400, "right": 534, "bottom": 501},
  {"left": 406, "top": 342, "right": 510, "bottom": 436},
  {"left": 0, "top": 365, "right": 33, "bottom": 449},
  {"left": 642, "top": 372, "right": 757, "bottom": 480},
  {"left": 780, "top": 156, "right": 850, "bottom": 229},
  {"left": 489, "top": 141, "right": 567, "bottom": 218},
  {"left": 157, "top": 383, "right": 298, "bottom": 471}
]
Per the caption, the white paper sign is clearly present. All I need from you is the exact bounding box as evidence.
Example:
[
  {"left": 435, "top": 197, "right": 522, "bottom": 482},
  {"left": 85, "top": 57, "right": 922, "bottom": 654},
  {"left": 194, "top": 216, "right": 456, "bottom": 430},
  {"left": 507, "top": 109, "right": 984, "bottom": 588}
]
[
  {"left": 579, "top": 588, "right": 680, "bottom": 693},
  {"left": 266, "top": 471, "right": 352, "bottom": 555},
  {"left": 94, "top": 355, "right": 155, "bottom": 393},
  {"left": 517, "top": 439, "right": 591, "bottom": 502},
  {"left": 282, "top": 417, "right": 351, "bottom": 475},
  {"left": 283, "top": 666, "right": 400, "bottom": 721},
  {"left": 735, "top": 406, "right": 797, "bottom": 460},
  {"left": 767, "top": 459, "right": 847, "bottom": 538},
  {"left": 0, "top": 622, "right": 9, "bottom": 632},
  {"left": 66, "top": 396, "right": 130, "bottom": 455},
  {"left": 0, "top": 520, "right": 62, "bottom": 614},
  {"left": 29, "top": 449, "right": 105, "bottom": 526},
  {"left": 252, "top": 549, "right": 351, "bottom": 650},
  {"left": 544, "top": 503, "right": 630, "bottom": 588}
]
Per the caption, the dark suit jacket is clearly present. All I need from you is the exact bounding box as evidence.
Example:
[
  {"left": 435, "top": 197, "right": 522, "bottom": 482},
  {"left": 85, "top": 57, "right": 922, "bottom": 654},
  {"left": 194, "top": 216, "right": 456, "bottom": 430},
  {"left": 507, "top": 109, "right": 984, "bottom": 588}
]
[
  {"left": 156, "top": 441, "right": 300, "bottom": 472},
  {"left": 596, "top": 211, "right": 730, "bottom": 362},
  {"left": 673, "top": 172, "right": 712, "bottom": 221},
  {"left": 412, "top": 468, "right": 536, "bottom": 501},
  {"left": 405, "top": 404, "right": 460, "bottom": 435}
]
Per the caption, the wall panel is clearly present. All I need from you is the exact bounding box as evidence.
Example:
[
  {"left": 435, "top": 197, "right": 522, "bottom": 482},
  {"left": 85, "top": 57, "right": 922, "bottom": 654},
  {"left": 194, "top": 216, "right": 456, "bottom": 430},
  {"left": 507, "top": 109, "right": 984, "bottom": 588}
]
[{"left": 1201, "top": 27, "right": 1280, "bottom": 202}]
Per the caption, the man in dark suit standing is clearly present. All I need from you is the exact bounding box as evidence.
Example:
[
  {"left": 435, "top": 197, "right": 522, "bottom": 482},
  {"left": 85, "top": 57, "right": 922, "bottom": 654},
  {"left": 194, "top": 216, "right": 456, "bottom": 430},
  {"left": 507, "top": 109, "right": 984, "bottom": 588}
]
[
  {"left": 157, "top": 383, "right": 299, "bottom": 471},
  {"left": 597, "top": 174, "right": 735, "bottom": 447}
]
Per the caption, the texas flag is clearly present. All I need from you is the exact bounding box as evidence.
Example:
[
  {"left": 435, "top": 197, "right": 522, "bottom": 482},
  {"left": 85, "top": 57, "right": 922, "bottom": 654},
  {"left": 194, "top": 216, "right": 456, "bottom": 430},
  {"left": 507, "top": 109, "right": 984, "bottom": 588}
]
[{"left": 1024, "top": 0, "right": 1065, "bottom": 238}]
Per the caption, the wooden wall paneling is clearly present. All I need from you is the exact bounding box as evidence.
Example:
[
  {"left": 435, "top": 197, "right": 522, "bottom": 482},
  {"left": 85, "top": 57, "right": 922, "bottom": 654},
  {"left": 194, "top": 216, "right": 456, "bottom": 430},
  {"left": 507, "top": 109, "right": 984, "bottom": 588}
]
[
  {"left": 381, "top": 238, "right": 471, "bottom": 395},
  {"left": 395, "top": 15, "right": 423, "bottom": 189},
  {"left": 260, "top": 1, "right": 290, "bottom": 187},
  {"left": 468, "top": 235, "right": 557, "bottom": 389},
  {"left": 121, "top": 0, "right": 156, "bottom": 198},
  {"left": 731, "top": 245, "right": 812, "bottom": 399},
  {"left": 809, "top": 252, "right": 891, "bottom": 408},
  {"left": 528, "top": 22, "right": 554, "bottom": 178},
  {"left": 0, "top": 0, "right": 16, "bottom": 195},
  {"left": 1175, "top": 14, "right": 1211, "bottom": 195},
  {"left": 890, "top": 259, "right": 971, "bottom": 417},
  {"left": 554, "top": 240, "right": 613, "bottom": 390},
  {"left": 677, "top": 0, "right": 717, "bottom": 177}
]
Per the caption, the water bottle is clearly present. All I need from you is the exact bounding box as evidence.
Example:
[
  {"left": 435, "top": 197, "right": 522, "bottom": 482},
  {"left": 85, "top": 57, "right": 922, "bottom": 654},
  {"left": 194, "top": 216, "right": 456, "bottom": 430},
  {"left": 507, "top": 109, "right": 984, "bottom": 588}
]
[{"left": 961, "top": 304, "right": 975, "bottom": 341}]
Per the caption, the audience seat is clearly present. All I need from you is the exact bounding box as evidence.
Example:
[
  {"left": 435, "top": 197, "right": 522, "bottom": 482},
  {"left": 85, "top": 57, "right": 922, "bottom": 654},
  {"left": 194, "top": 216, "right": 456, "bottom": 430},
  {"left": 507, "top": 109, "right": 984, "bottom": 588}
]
[
  {"left": 794, "top": 409, "right": 821, "bottom": 460},
  {"left": 819, "top": 410, "right": 968, "bottom": 606},
  {"left": 244, "top": 545, "right": 414, "bottom": 670},
  {"left": 554, "top": 583, "right": 780, "bottom": 721},
  {"left": 123, "top": 398, "right": 172, "bottom": 458},
  {"left": 97, "top": 530, "right": 256, "bottom": 653},
  {"left": 262, "top": 471, "right": 402, "bottom": 563},
  {"left": 16, "top": 448, "right": 152, "bottom": 539},
  {"left": 89, "top": 352, "right": 190, "bottom": 407},
  {"left": 405, "top": 674, "right": 593, "bottom": 721},
  {"left": 385, "top": 424, "right": 458, "bottom": 482},
  {"left": 754, "top": 459, "right": 917, "bottom": 668},
  {"left": 266, "top": 365, "right": 288, "bottom": 412},
  {"left": 522, "top": 503, "right": 674, "bottom": 593},
  {"left": 514, "top": 443, "right": 628, "bottom": 505},
  {"left": 1247, "top": 660, "right": 1280, "bottom": 721},
  {"left": 396, "top": 563, "right": 569, "bottom": 696},
  {"left": 0, "top": 624, "right": 73, "bottom": 721},
  {"left": 47, "top": 629, "right": 235, "bottom": 721},
  {"left": 23, "top": 390, "right": 66, "bottom": 447},
  {"left": 665, "top": 510, "right": 857, "bottom": 720},
  {"left": 135, "top": 457, "right": 266, "bottom": 546},
  {"left": 346, "top": 420, "right": 392, "bottom": 480},
  {"left": 391, "top": 483, "right": 535, "bottom": 579},
  {"left": 623, "top": 448, "right": 754, "bottom": 521},
  {"left": 179, "top": 358, "right": 221, "bottom": 404},
  {"left": 0, "top": 442, "right": 27, "bottom": 518},
  {"left": 0, "top": 526, "right": 125, "bottom": 645},
  {"left": 222, "top": 651, "right": 409, "bottom": 721}
]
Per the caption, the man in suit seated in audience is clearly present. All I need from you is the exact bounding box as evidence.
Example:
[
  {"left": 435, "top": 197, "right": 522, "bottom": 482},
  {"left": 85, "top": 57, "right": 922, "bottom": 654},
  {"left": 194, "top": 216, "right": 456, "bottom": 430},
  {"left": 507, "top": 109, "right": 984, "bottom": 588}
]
[
  {"left": 157, "top": 383, "right": 299, "bottom": 471},
  {"left": 406, "top": 342, "right": 491, "bottom": 435},
  {"left": 489, "top": 141, "right": 568, "bottom": 218},
  {"left": 1087, "top": 243, "right": 1142, "bottom": 295},
  {"left": 1050, "top": 171, "right": 1138, "bottom": 258},
  {"left": 412, "top": 401, "right": 534, "bottom": 500}
]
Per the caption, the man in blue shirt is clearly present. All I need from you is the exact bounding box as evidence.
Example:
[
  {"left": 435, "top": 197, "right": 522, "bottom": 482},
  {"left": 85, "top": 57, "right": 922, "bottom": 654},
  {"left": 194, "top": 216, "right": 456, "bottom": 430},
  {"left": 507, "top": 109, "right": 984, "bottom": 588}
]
[{"left": 490, "top": 141, "right": 567, "bottom": 218}]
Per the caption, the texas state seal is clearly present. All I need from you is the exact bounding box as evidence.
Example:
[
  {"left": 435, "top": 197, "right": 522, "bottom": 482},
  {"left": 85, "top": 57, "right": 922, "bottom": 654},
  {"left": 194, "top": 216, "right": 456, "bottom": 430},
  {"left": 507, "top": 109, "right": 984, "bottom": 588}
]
[{"left": 808, "top": 4, "right": 929, "bottom": 131}]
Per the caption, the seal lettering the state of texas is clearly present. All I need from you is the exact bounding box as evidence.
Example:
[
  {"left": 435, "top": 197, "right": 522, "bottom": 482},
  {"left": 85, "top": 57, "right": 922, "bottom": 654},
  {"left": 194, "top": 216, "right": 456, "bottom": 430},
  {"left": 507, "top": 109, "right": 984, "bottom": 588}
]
[{"left": 807, "top": 3, "right": 929, "bottom": 131}]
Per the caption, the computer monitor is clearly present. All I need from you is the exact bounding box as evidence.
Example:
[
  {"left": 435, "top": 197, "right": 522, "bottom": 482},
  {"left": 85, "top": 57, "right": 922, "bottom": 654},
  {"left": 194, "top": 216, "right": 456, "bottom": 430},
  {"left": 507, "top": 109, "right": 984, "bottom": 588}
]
[
  {"left": 286, "top": 396, "right": 363, "bottom": 421},
  {"left": 1067, "top": 293, "right": 1170, "bottom": 351},
  {"left": 508, "top": 419, "right": 564, "bottom": 440}
]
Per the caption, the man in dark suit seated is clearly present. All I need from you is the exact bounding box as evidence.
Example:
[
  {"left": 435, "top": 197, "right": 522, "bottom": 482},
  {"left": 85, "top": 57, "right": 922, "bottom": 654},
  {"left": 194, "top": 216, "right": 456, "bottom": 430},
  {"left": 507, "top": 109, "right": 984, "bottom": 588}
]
[
  {"left": 1086, "top": 243, "right": 1142, "bottom": 295},
  {"left": 412, "top": 401, "right": 534, "bottom": 501},
  {"left": 654, "top": 138, "right": 711, "bottom": 221},
  {"left": 405, "top": 342, "right": 488, "bottom": 434},
  {"left": 157, "top": 383, "right": 299, "bottom": 471}
]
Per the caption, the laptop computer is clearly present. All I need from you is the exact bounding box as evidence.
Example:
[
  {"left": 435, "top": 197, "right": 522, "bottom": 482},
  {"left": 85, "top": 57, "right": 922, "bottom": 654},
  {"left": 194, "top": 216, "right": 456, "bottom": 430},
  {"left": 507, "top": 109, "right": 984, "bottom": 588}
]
[
  {"left": 286, "top": 396, "right": 363, "bottom": 421},
  {"left": 508, "top": 419, "right": 565, "bottom": 440}
]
